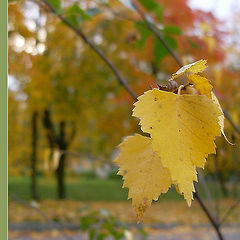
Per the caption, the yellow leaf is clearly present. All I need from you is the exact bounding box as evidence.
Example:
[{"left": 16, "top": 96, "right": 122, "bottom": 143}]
[
  {"left": 115, "top": 134, "right": 172, "bottom": 221},
  {"left": 188, "top": 74, "right": 213, "bottom": 98},
  {"left": 133, "top": 89, "right": 221, "bottom": 205},
  {"left": 172, "top": 59, "right": 207, "bottom": 79}
]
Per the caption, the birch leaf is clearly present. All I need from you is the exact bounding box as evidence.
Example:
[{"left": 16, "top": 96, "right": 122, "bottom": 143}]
[
  {"left": 188, "top": 73, "right": 212, "bottom": 98},
  {"left": 172, "top": 59, "right": 207, "bottom": 79},
  {"left": 115, "top": 134, "right": 172, "bottom": 221},
  {"left": 133, "top": 89, "right": 222, "bottom": 205}
]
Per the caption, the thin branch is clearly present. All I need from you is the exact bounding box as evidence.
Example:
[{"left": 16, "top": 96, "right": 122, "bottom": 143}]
[
  {"left": 132, "top": 2, "right": 183, "bottom": 67},
  {"left": 40, "top": 0, "right": 138, "bottom": 101},
  {"left": 220, "top": 199, "right": 240, "bottom": 225},
  {"left": 194, "top": 191, "right": 224, "bottom": 240},
  {"left": 223, "top": 110, "right": 240, "bottom": 135}
]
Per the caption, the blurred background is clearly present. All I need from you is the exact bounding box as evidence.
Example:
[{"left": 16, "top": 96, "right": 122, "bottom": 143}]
[{"left": 8, "top": 0, "right": 240, "bottom": 239}]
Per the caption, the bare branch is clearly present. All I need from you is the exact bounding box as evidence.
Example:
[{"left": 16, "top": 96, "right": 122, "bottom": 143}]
[
  {"left": 132, "top": 1, "right": 183, "bottom": 67},
  {"left": 194, "top": 190, "right": 224, "bottom": 240},
  {"left": 40, "top": 0, "right": 138, "bottom": 101},
  {"left": 223, "top": 110, "right": 240, "bottom": 135}
]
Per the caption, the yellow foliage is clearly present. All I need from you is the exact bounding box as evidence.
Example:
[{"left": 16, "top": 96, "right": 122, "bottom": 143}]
[
  {"left": 133, "top": 89, "right": 222, "bottom": 206},
  {"left": 115, "top": 134, "right": 171, "bottom": 221},
  {"left": 188, "top": 74, "right": 212, "bottom": 98}
]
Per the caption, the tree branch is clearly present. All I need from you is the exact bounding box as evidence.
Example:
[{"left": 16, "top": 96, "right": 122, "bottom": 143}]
[
  {"left": 40, "top": 0, "right": 138, "bottom": 101},
  {"left": 132, "top": 1, "right": 183, "bottom": 67},
  {"left": 223, "top": 110, "right": 240, "bottom": 135},
  {"left": 194, "top": 191, "right": 224, "bottom": 240}
]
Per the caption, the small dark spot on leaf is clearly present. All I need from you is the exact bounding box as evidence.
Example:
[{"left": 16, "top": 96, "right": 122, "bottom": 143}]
[
  {"left": 124, "top": 170, "right": 127, "bottom": 174},
  {"left": 150, "top": 127, "right": 153, "bottom": 129},
  {"left": 154, "top": 97, "right": 158, "bottom": 101}
]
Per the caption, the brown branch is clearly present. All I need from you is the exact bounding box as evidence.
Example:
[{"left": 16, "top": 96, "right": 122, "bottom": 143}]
[
  {"left": 194, "top": 191, "right": 224, "bottom": 240},
  {"left": 132, "top": 1, "right": 183, "bottom": 67},
  {"left": 223, "top": 110, "right": 240, "bottom": 135},
  {"left": 40, "top": 0, "right": 138, "bottom": 101}
]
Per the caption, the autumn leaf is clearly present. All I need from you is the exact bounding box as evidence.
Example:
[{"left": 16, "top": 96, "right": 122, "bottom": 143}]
[
  {"left": 171, "top": 59, "right": 207, "bottom": 80},
  {"left": 133, "top": 89, "right": 222, "bottom": 205},
  {"left": 188, "top": 74, "right": 212, "bottom": 98},
  {"left": 115, "top": 134, "right": 172, "bottom": 221}
]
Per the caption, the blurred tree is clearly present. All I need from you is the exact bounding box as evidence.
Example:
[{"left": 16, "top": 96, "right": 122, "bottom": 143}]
[{"left": 8, "top": 0, "right": 240, "bottom": 199}]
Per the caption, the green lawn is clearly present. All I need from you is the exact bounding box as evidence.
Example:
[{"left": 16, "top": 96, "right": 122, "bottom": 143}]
[
  {"left": 9, "top": 176, "right": 234, "bottom": 202},
  {"left": 8, "top": 176, "right": 185, "bottom": 201}
]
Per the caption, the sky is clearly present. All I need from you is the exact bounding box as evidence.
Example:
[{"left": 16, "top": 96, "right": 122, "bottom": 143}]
[{"left": 189, "top": 0, "right": 238, "bottom": 21}]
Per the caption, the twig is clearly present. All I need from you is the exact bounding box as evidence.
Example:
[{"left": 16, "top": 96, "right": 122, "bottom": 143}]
[
  {"left": 223, "top": 110, "right": 240, "bottom": 135},
  {"left": 194, "top": 191, "right": 224, "bottom": 240},
  {"left": 40, "top": 0, "right": 138, "bottom": 101},
  {"left": 132, "top": 1, "right": 183, "bottom": 67},
  {"left": 220, "top": 199, "right": 240, "bottom": 225}
]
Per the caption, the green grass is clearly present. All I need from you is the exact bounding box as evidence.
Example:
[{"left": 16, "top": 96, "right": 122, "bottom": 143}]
[
  {"left": 9, "top": 176, "right": 235, "bottom": 202},
  {"left": 8, "top": 176, "right": 184, "bottom": 201}
]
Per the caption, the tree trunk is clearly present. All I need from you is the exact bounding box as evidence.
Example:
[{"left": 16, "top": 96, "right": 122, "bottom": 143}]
[
  {"left": 56, "top": 153, "right": 66, "bottom": 199},
  {"left": 31, "top": 111, "right": 38, "bottom": 200},
  {"left": 56, "top": 121, "right": 67, "bottom": 199}
]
